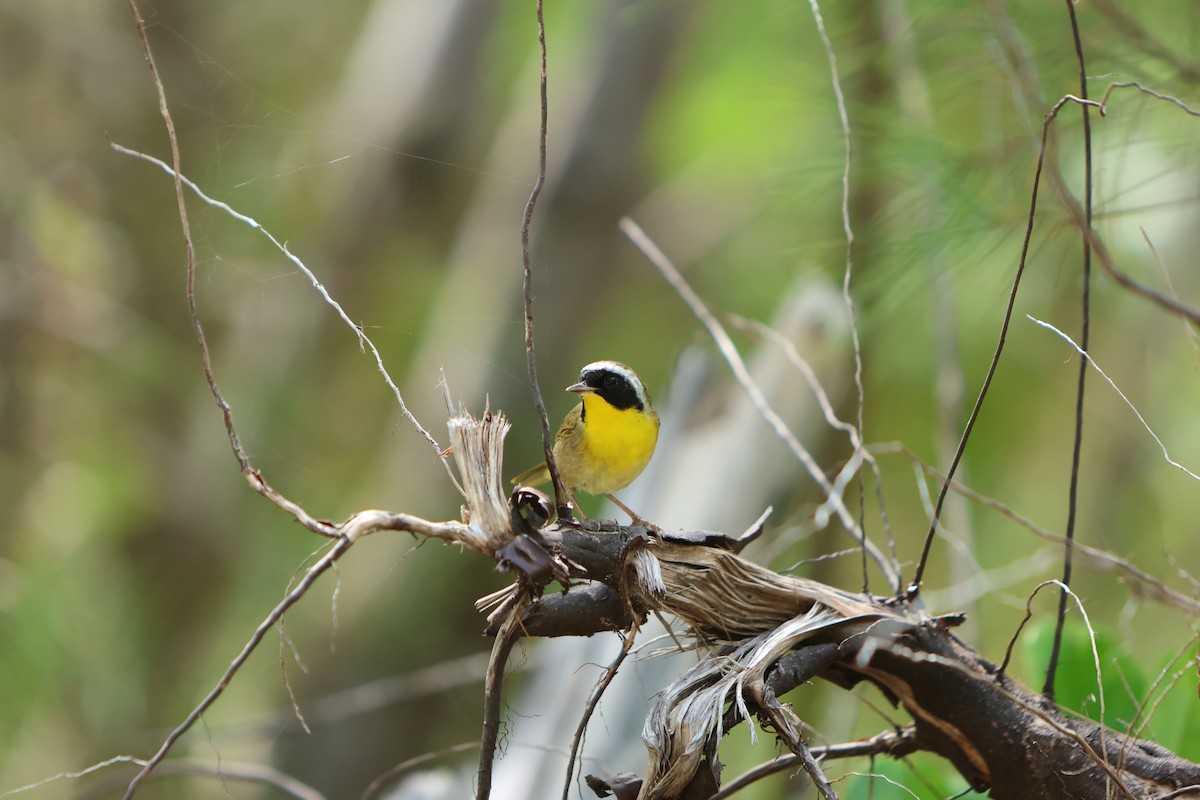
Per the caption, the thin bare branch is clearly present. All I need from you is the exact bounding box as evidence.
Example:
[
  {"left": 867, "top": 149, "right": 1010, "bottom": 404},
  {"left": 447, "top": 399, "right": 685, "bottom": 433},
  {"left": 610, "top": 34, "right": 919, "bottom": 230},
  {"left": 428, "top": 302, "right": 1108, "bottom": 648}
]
[
  {"left": 620, "top": 216, "right": 899, "bottom": 592},
  {"left": 877, "top": 443, "right": 1200, "bottom": 616},
  {"left": 520, "top": 0, "right": 569, "bottom": 517},
  {"left": 82, "top": 759, "right": 328, "bottom": 800},
  {"left": 805, "top": 0, "right": 876, "bottom": 595},
  {"left": 758, "top": 700, "right": 839, "bottom": 800},
  {"left": 1100, "top": 81, "right": 1200, "bottom": 117},
  {"left": 996, "top": 578, "right": 1105, "bottom": 727},
  {"left": 1, "top": 757, "right": 148, "bottom": 798},
  {"left": 832, "top": 771, "right": 922, "bottom": 799},
  {"left": 109, "top": 142, "right": 451, "bottom": 471},
  {"left": 1123, "top": 634, "right": 1200, "bottom": 770},
  {"left": 362, "top": 742, "right": 479, "bottom": 800},
  {"left": 562, "top": 629, "right": 638, "bottom": 800},
  {"left": 728, "top": 313, "right": 896, "bottom": 573},
  {"left": 477, "top": 591, "right": 531, "bottom": 800},
  {"left": 1141, "top": 229, "right": 1200, "bottom": 362},
  {"left": 708, "top": 727, "right": 919, "bottom": 800},
  {"left": 907, "top": 92, "right": 1101, "bottom": 600},
  {"left": 1045, "top": 0, "right": 1095, "bottom": 705},
  {"left": 1053, "top": 188, "right": 1200, "bottom": 327},
  {"left": 121, "top": 537, "right": 353, "bottom": 800},
  {"left": 1028, "top": 315, "right": 1200, "bottom": 481}
]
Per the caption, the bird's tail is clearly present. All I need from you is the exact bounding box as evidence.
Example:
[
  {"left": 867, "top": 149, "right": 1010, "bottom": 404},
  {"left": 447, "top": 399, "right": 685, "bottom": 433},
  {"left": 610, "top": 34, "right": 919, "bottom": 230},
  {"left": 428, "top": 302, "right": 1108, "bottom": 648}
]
[{"left": 510, "top": 461, "right": 551, "bottom": 487}]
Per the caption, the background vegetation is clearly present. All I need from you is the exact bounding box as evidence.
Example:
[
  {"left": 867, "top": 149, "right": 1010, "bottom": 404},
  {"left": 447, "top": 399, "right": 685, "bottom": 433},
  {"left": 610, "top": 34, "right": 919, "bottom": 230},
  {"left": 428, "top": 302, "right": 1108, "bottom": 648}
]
[{"left": 2, "top": 0, "right": 1198, "bottom": 797}]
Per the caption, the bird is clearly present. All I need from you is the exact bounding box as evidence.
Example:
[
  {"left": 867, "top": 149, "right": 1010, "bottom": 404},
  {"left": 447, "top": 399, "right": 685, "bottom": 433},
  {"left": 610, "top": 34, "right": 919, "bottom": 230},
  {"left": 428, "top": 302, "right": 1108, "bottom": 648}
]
[{"left": 512, "top": 361, "right": 659, "bottom": 523}]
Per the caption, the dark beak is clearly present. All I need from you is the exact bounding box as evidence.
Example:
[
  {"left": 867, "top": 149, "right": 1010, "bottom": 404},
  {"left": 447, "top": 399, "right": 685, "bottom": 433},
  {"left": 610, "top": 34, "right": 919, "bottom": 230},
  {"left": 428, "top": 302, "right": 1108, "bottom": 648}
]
[{"left": 566, "top": 381, "right": 595, "bottom": 394}]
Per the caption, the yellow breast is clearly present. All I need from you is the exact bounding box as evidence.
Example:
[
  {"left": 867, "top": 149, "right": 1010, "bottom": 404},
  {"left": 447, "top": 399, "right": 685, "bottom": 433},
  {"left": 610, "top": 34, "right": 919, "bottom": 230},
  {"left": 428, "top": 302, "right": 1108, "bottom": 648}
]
[{"left": 556, "top": 394, "right": 659, "bottom": 495}]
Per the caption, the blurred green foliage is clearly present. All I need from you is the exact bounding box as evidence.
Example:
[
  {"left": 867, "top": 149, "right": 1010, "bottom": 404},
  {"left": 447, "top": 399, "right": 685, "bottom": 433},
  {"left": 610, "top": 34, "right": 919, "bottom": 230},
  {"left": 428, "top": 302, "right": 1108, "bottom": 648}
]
[{"left": 2, "top": 0, "right": 1199, "bottom": 797}]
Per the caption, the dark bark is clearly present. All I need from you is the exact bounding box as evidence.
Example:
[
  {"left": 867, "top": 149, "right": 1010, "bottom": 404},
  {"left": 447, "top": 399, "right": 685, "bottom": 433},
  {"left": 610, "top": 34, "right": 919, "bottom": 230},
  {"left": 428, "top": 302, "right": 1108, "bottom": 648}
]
[{"left": 495, "top": 523, "right": 1200, "bottom": 800}]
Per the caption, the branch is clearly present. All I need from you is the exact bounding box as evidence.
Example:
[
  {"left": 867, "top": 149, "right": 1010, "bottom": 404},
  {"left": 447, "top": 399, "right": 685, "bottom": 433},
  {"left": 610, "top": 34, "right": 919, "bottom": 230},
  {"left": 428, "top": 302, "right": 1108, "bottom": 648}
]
[
  {"left": 1045, "top": 0, "right": 1095, "bottom": 705},
  {"left": 520, "top": 0, "right": 571, "bottom": 516},
  {"left": 81, "top": 759, "right": 327, "bottom": 800},
  {"left": 121, "top": 537, "right": 353, "bottom": 800},
  {"left": 709, "top": 727, "right": 919, "bottom": 800},
  {"left": 1027, "top": 315, "right": 1200, "bottom": 482},
  {"left": 506, "top": 522, "right": 1200, "bottom": 799},
  {"left": 805, "top": 0, "right": 878, "bottom": 594},
  {"left": 562, "top": 629, "right": 639, "bottom": 800},
  {"left": 620, "top": 217, "right": 900, "bottom": 592},
  {"left": 907, "top": 93, "right": 1102, "bottom": 599},
  {"left": 477, "top": 592, "right": 531, "bottom": 800},
  {"left": 877, "top": 443, "right": 1200, "bottom": 616}
]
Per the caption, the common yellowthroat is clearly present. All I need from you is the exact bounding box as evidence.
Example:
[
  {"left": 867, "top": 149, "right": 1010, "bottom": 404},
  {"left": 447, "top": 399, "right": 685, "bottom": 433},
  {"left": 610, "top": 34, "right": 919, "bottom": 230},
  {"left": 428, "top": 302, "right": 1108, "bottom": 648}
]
[{"left": 512, "top": 361, "right": 659, "bottom": 519}]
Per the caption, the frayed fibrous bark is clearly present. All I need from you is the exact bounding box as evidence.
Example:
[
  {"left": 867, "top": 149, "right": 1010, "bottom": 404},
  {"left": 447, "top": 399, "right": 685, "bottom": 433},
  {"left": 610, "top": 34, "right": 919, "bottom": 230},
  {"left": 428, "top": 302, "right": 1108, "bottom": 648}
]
[
  {"left": 445, "top": 405, "right": 514, "bottom": 554},
  {"left": 622, "top": 539, "right": 905, "bottom": 799}
]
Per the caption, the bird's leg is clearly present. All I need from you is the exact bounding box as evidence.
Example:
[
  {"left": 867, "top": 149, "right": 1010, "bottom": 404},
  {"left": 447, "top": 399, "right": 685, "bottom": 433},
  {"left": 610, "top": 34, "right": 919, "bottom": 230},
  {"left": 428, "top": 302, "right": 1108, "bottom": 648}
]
[
  {"left": 560, "top": 493, "right": 616, "bottom": 532},
  {"left": 605, "top": 494, "right": 662, "bottom": 534}
]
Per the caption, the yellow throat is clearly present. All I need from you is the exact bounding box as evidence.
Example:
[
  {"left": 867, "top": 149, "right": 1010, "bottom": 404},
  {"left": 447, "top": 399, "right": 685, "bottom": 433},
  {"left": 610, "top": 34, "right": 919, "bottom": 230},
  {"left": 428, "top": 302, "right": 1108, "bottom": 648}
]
[{"left": 558, "top": 392, "right": 659, "bottom": 495}]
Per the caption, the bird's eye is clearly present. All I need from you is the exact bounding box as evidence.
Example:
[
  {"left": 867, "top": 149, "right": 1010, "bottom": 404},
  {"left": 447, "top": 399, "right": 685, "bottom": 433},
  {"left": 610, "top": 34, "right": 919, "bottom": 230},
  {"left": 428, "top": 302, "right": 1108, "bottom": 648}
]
[{"left": 604, "top": 375, "right": 618, "bottom": 388}]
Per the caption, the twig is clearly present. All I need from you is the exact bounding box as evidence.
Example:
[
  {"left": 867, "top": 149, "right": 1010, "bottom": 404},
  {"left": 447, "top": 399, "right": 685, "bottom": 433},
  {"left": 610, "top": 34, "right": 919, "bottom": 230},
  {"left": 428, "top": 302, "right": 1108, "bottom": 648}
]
[
  {"left": 122, "top": 538, "right": 353, "bottom": 800},
  {"left": 707, "top": 727, "right": 919, "bottom": 800},
  {"left": 876, "top": 442, "right": 1200, "bottom": 616},
  {"left": 109, "top": 142, "right": 454, "bottom": 482},
  {"left": 1141, "top": 228, "right": 1200, "bottom": 361},
  {"left": 0, "top": 757, "right": 148, "bottom": 798},
  {"left": 361, "top": 741, "right": 479, "bottom": 800},
  {"left": 80, "top": 759, "right": 328, "bottom": 800},
  {"left": 906, "top": 93, "right": 1101, "bottom": 600},
  {"left": 1100, "top": 80, "right": 1200, "bottom": 117},
  {"left": 113, "top": 506, "right": 485, "bottom": 799},
  {"left": 1045, "top": 0, "right": 1094, "bottom": 705},
  {"left": 476, "top": 591, "right": 531, "bottom": 800},
  {"left": 1122, "top": 633, "right": 1200, "bottom": 771},
  {"left": 805, "top": 0, "right": 875, "bottom": 595},
  {"left": 620, "top": 216, "right": 899, "bottom": 592},
  {"left": 561, "top": 629, "right": 638, "bottom": 800},
  {"left": 215, "top": 651, "right": 496, "bottom": 739},
  {"left": 998, "top": 578, "right": 1112, "bottom": 789},
  {"left": 996, "top": 579, "right": 1103, "bottom": 708},
  {"left": 758, "top": 701, "right": 839, "bottom": 800},
  {"left": 1027, "top": 315, "right": 1200, "bottom": 481},
  {"left": 1054, "top": 188, "right": 1200, "bottom": 327},
  {"left": 726, "top": 314, "right": 896, "bottom": 581},
  {"left": 520, "top": 0, "right": 569, "bottom": 516},
  {"left": 1055, "top": 85, "right": 1200, "bottom": 328},
  {"left": 833, "top": 771, "right": 921, "bottom": 800}
]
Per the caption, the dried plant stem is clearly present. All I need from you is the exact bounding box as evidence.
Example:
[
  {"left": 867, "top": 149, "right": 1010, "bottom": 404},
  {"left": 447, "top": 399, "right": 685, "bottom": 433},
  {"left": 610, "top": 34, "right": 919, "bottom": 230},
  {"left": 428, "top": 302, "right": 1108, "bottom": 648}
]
[
  {"left": 805, "top": 0, "right": 877, "bottom": 594},
  {"left": 520, "top": 0, "right": 569, "bottom": 515},
  {"left": 878, "top": 442, "right": 1200, "bottom": 616},
  {"left": 122, "top": 538, "right": 353, "bottom": 800},
  {"left": 109, "top": 142, "right": 452, "bottom": 479},
  {"left": 759, "top": 700, "right": 839, "bottom": 800},
  {"left": 620, "top": 216, "right": 899, "bottom": 592},
  {"left": 561, "top": 629, "right": 638, "bottom": 800},
  {"left": 907, "top": 93, "right": 1101, "bottom": 599},
  {"left": 1044, "top": 0, "right": 1094, "bottom": 704},
  {"left": 1027, "top": 316, "right": 1200, "bottom": 482},
  {"left": 79, "top": 759, "right": 327, "bottom": 800},
  {"left": 709, "top": 728, "right": 919, "bottom": 800},
  {"left": 361, "top": 742, "right": 479, "bottom": 800},
  {"left": 477, "top": 592, "right": 530, "bottom": 800}
]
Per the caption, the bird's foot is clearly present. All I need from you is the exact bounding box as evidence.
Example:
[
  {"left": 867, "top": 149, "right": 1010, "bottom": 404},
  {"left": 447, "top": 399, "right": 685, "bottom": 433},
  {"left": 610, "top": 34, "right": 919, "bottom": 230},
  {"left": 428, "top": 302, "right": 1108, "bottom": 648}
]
[
  {"left": 605, "top": 494, "right": 662, "bottom": 534},
  {"left": 562, "top": 511, "right": 620, "bottom": 532}
]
